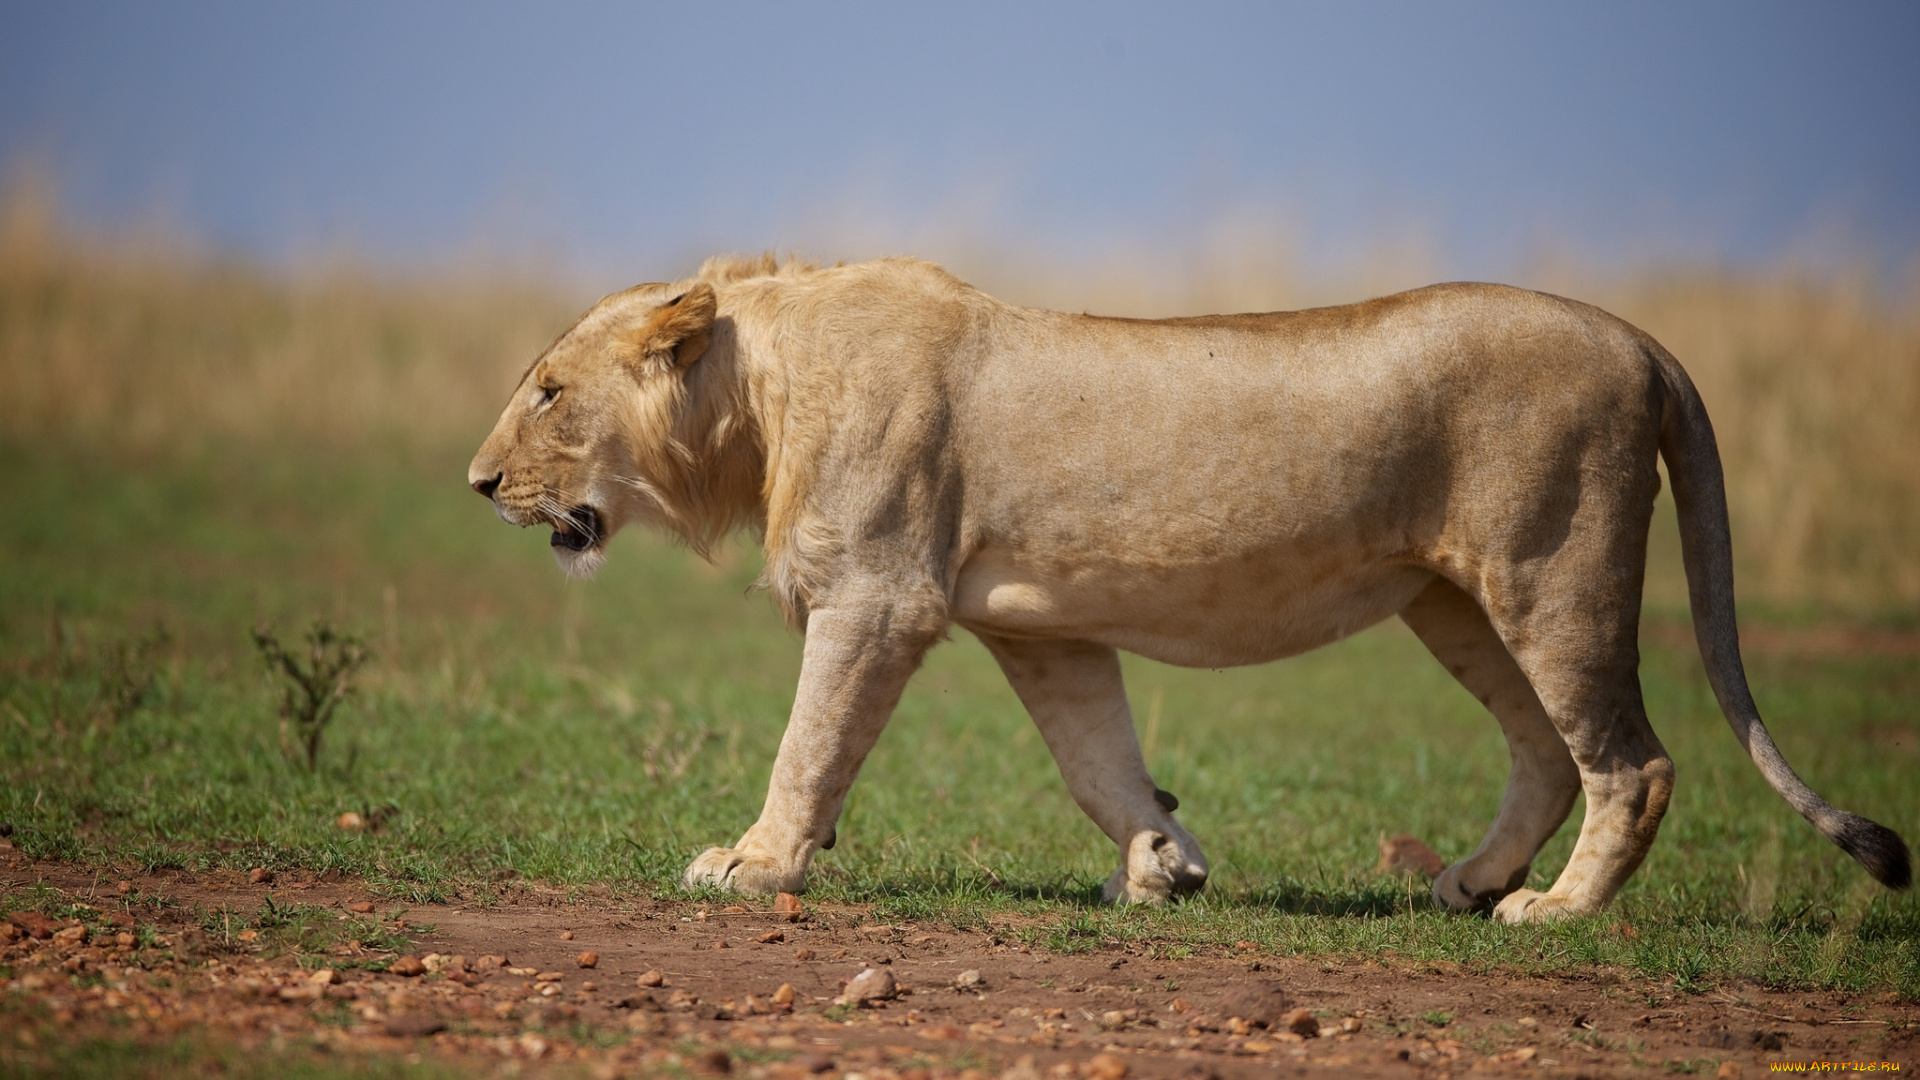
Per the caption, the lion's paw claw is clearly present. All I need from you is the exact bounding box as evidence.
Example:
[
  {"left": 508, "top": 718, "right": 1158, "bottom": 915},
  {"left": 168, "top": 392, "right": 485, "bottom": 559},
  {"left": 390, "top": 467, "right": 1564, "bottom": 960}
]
[
  {"left": 1102, "top": 829, "right": 1209, "bottom": 905},
  {"left": 682, "top": 847, "right": 804, "bottom": 896},
  {"left": 1492, "top": 888, "right": 1588, "bottom": 924}
]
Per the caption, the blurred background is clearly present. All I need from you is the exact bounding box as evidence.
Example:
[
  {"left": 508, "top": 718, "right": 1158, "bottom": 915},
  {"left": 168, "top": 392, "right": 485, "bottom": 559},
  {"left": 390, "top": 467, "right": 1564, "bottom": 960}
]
[
  {"left": 1, "top": 2, "right": 1917, "bottom": 933},
  {"left": 4, "top": 0, "right": 1918, "bottom": 626}
]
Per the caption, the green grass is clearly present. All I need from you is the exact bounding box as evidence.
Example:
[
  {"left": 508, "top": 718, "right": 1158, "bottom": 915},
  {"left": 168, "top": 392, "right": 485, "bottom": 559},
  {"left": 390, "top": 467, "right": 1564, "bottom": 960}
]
[{"left": 2, "top": 440, "right": 1917, "bottom": 998}]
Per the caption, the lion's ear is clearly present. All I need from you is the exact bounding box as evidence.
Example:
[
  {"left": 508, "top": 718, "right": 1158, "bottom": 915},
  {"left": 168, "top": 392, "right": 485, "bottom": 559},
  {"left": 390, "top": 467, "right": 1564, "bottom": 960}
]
[{"left": 625, "top": 282, "right": 717, "bottom": 373}]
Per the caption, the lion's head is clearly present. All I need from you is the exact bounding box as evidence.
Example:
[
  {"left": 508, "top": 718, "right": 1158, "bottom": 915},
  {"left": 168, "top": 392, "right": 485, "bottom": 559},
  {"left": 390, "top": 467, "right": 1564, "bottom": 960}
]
[{"left": 468, "top": 279, "right": 737, "bottom": 577}]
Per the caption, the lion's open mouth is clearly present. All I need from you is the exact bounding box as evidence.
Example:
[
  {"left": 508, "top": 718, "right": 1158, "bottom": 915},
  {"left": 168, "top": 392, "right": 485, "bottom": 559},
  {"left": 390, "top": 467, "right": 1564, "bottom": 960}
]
[{"left": 549, "top": 505, "right": 602, "bottom": 552}]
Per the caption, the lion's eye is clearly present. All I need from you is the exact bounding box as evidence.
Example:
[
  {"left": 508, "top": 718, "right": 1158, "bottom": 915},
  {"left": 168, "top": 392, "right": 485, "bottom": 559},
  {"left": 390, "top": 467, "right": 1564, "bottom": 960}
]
[{"left": 538, "top": 384, "right": 560, "bottom": 406}]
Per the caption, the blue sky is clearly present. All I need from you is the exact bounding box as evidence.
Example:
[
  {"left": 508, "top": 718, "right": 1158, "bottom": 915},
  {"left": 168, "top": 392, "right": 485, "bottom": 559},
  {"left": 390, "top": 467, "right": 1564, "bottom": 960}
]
[{"left": 3, "top": 1, "right": 1916, "bottom": 284}]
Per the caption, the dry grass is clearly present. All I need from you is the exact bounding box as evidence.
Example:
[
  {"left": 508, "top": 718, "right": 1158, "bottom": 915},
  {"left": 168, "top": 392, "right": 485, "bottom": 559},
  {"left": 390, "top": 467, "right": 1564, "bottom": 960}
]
[{"left": 3, "top": 185, "right": 1915, "bottom": 610}]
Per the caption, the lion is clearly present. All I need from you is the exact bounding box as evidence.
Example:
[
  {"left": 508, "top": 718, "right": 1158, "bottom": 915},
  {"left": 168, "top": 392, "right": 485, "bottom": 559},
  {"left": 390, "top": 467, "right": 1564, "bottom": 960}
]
[{"left": 469, "top": 254, "right": 1909, "bottom": 922}]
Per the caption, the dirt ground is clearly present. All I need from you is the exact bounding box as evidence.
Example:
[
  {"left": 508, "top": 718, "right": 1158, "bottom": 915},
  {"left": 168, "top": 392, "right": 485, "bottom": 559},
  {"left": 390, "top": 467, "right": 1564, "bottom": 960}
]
[{"left": 2, "top": 860, "right": 1913, "bottom": 1079}]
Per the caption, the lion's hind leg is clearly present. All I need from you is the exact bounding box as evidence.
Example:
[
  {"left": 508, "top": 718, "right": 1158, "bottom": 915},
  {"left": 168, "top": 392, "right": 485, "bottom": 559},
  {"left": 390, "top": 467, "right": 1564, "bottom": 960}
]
[
  {"left": 1480, "top": 582, "right": 1675, "bottom": 924},
  {"left": 1401, "top": 577, "right": 1582, "bottom": 912},
  {"left": 976, "top": 633, "right": 1209, "bottom": 904}
]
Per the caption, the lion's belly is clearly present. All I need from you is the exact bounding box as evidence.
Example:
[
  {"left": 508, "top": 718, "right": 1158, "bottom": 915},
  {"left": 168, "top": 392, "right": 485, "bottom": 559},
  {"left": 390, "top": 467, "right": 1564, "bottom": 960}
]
[{"left": 950, "top": 546, "right": 1434, "bottom": 667}]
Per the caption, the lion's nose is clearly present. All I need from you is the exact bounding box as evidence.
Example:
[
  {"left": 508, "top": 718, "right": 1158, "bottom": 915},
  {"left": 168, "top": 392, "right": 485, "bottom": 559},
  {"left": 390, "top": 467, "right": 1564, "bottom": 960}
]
[{"left": 471, "top": 473, "right": 502, "bottom": 499}]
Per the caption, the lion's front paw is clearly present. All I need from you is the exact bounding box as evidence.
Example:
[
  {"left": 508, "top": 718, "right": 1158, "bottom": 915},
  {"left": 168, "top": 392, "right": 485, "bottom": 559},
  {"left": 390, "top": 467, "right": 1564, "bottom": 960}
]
[
  {"left": 682, "top": 846, "right": 806, "bottom": 896},
  {"left": 1433, "top": 861, "right": 1530, "bottom": 913},
  {"left": 1491, "top": 888, "right": 1590, "bottom": 924},
  {"left": 1102, "top": 829, "right": 1209, "bottom": 905}
]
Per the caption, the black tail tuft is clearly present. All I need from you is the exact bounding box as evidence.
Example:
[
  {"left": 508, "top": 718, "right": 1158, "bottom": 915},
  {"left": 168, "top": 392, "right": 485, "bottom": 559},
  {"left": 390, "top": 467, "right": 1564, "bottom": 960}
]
[{"left": 1834, "top": 814, "right": 1912, "bottom": 890}]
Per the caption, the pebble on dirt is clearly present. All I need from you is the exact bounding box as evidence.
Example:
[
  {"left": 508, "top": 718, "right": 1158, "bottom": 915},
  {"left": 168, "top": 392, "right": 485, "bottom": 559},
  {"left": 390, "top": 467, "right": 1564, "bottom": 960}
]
[
  {"left": 389, "top": 955, "right": 426, "bottom": 977},
  {"left": 756, "top": 930, "right": 785, "bottom": 944},
  {"left": 636, "top": 970, "right": 665, "bottom": 987},
  {"left": 348, "top": 901, "right": 375, "bottom": 914},
  {"left": 1375, "top": 833, "right": 1446, "bottom": 878},
  {"left": 1283, "top": 1008, "right": 1321, "bottom": 1037},
  {"left": 384, "top": 1012, "right": 447, "bottom": 1038},
  {"left": 774, "top": 892, "right": 805, "bottom": 922},
  {"left": 561, "top": 930, "right": 574, "bottom": 940},
  {"left": 1216, "top": 984, "right": 1292, "bottom": 1029},
  {"left": 954, "top": 969, "right": 984, "bottom": 989},
  {"left": 1084, "top": 1052, "right": 1129, "bottom": 1080},
  {"left": 577, "top": 950, "right": 599, "bottom": 968},
  {"left": 838, "top": 966, "right": 898, "bottom": 1005},
  {"left": 336, "top": 811, "right": 366, "bottom": 831},
  {"left": 247, "top": 867, "right": 274, "bottom": 885},
  {"left": 8, "top": 911, "right": 59, "bottom": 939}
]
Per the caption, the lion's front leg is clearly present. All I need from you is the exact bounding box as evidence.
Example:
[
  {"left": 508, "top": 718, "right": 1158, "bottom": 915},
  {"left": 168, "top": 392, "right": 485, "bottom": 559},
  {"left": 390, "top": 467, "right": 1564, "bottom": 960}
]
[
  {"left": 683, "top": 603, "right": 938, "bottom": 895},
  {"left": 978, "top": 634, "right": 1209, "bottom": 904}
]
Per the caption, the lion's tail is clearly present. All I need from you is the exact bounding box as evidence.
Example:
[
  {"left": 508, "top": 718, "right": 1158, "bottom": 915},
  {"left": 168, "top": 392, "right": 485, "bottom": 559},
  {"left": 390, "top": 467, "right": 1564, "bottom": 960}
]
[{"left": 1654, "top": 348, "right": 1910, "bottom": 890}]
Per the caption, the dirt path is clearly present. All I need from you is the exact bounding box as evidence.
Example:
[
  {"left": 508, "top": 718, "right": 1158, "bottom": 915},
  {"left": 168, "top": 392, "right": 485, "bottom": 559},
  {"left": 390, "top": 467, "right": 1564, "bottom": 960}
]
[{"left": 3, "top": 861, "right": 1913, "bottom": 1078}]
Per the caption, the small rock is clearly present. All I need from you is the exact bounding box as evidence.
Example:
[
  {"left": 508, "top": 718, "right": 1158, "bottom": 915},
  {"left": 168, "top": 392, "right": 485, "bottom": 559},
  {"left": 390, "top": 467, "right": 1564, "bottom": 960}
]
[
  {"left": 115, "top": 880, "right": 132, "bottom": 894},
  {"left": 53, "top": 924, "right": 88, "bottom": 946},
  {"left": 560, "top": 930, "right": 574, "bottom": 940},
  {"left": 1283, "top": 1008, "right": 1320, "bottom": 1038},
  {"left": 473, "top": 954, "right": 506, "bottom": 971},
  {"left": 389, "top": 955, "right": 426, "bottom": 977},
  {"left": 1216, "top": 984, "right": 1292, "bottom": 1028},
  {"left": 1375, "top": 833, "right": 1446, "bottom": 878},
  {"left": 347, "top": 902, "right": 375, "bottom": 914},
  {"left": 336, "top": 811, "right": 366, "bottom": 832},
  {"left": 757, "top": 930, "right": 785, "bottom": 944},
  {"left": 247, "top": 867, "right": 274, "bottom": 885},
  {"left": 535, "top": 971, "right": 564, "bottom": 982},
  {"left": 114, "top": 931, "right": 135, "bottom": 949},
  {"left": 838, "top": 966, "right": 898, "bottom": 1005},
  {"left": 309, "top": 968, "right": 340, "bottom": 985},
  {"left": 617, "top": 991, "right": 662, "bottom": 1011},
  {"left": 721, "top": 905, "right": 747, "bottom": 915},
  {"left": 636, "top": 970, "right": 665, "bottom": 987},
  {"left": 384, "top": 1012, "right": 446, "bottom": 1038},
  {"left": 1085, "top": 1053, "right": 1129, "bottom": 1080},
  {"left": 577, "top": 951, "right": 599, "bottom": 969},
  {"left": 793, "top": 948, "right": 816, "bottom": 961},
  {"left": 1000, "top": 1058, "right": 1044, "bottom": 1080},
  {"left": 954, "top": 969, "right": 984, "bottom": 989},
  {"left": 8, "top": 911, "right": 59, "bottom": 940},
  {"left": 693, "top": 1047, "right": 732, "bottom": 1075},
  {"left": 771, "top": 983, "right": 795, "bottom": 1006},
  {"left": 713, "top": 939, "right": 730, "bottom": 949},
  {"left": 1716, "top": 1064, "right": 1742, "bottom": 1080},
  {"left": 278, "top": 983, "right": 323, "bottom": 1002},
  {"left": 774, "top": 892, "right": 806, "bottom": 922}
]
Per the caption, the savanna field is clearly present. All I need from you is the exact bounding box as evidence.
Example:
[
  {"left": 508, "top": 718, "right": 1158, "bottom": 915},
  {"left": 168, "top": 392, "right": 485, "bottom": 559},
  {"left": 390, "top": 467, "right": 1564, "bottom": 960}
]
[{"left": 2, "top": 189, "right": 1919, "bottom": 1077}]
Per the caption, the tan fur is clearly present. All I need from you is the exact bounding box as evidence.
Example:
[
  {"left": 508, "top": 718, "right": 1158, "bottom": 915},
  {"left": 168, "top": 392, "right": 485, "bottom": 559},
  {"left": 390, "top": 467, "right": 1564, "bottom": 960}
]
[{"left": 471, "top": 256, "right": 1908, "bottom": 919}]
